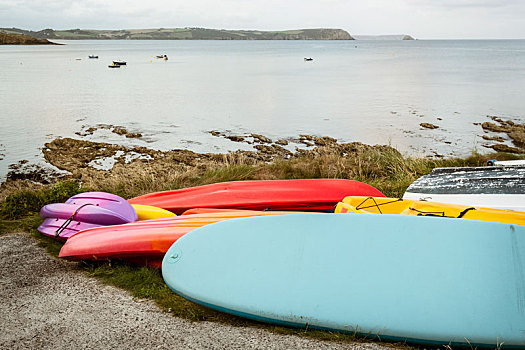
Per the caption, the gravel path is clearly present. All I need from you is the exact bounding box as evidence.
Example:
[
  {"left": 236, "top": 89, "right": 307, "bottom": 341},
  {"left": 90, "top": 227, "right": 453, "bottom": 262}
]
[{"left": 0, "top": 233, "right": 391, "bottom": 350}]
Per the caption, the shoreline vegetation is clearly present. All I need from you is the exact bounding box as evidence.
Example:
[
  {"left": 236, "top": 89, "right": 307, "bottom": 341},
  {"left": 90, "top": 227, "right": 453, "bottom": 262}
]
[
  {"left": 0, "top": 27, "right": 415, "bottom": 42},
  {"left": 0, "top": 129, "right": 523, "bottom": 348}
]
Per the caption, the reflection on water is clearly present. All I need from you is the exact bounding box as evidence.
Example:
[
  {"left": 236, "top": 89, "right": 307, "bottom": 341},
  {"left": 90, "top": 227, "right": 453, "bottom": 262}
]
[{"left": 1, "top": 39, "right": 524, "bottom": 181}]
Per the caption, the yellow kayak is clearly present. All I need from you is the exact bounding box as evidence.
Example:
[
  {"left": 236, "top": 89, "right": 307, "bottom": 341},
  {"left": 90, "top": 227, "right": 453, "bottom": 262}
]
[
  {"left": 131, "top": 204, "right": 177, "bottom": 221},
  {"left": 335, "top": 196, "right": 525, "bottom": 226}
]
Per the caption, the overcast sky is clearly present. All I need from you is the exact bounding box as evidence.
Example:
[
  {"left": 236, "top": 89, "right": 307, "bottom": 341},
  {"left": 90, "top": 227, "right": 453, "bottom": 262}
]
[{"left": 1, "top": 0, "right": 524, "bottom": 39}]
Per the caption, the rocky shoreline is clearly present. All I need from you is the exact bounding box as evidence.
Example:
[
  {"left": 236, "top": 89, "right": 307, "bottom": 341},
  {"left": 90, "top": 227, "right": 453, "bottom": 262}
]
[
  {"left": 1, "top": 115, "right": 523, "bottom": 199},
  {"left": 0, "top": 133, "right": 400, "bottom": 200},
  {"left": 481, "top": 116, "right": 525, "bottom": 153}
]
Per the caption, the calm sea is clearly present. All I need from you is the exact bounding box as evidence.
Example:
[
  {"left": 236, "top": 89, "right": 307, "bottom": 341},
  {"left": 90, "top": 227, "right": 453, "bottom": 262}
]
[{"left": 1, "top": 39, "right": 524, "bottom": 181}]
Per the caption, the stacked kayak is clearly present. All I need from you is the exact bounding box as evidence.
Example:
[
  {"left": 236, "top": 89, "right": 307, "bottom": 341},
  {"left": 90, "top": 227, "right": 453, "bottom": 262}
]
[
  {"left": 163, "top": 214, "right": 525, "bottom": 347},
  {"left": 128, "top": 179, "right": 385, "bottom": 214},
  {"left": 131, "top": 204, "right": 176, "bottom": 220},
  {"left": 403, "top": 165, "right": 525, "bottom": 211},
  {"left": 59, "top": 210, "right": 306, "bottom": 267},
  {"left": 335, "top": 196, "right": 525, "bottom": 225},
  {"left": 38, "top": 192, "right": 137, "bottom": 241}
]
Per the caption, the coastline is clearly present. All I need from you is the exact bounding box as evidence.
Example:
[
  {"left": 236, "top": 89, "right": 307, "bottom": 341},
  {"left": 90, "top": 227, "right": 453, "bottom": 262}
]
[{"left": 2, "top": 115, "right": 524, "bottom": 198}]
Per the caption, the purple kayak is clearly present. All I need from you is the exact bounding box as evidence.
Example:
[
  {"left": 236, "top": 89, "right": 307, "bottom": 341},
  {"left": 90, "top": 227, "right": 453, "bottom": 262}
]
[{"left": 38, "top": 192, "right": 137, "bottom": 241}]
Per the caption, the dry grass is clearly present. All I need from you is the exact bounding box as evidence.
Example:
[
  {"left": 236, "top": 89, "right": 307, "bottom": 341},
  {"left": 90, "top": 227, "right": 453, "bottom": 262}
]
[{"left": 2, "top": 139, "right": 520, "bottom": 220}]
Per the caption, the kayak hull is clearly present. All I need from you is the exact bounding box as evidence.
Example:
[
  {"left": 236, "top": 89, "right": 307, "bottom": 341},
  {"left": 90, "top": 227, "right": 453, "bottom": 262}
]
[{"left": 128, "top": 179, "right": 384, "bottom": 214}]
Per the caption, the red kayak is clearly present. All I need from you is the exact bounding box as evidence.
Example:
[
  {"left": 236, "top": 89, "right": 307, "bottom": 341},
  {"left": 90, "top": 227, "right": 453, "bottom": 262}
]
[
  {"left": 58, "top": 210, "right": 304, "bottom": 267},
  {"left": 128, "top": 179, "right": 384, "bottom": 214}
]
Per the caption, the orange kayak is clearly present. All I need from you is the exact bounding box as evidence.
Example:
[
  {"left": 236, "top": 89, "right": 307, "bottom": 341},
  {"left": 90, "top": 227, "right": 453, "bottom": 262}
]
[{"left": 59, "top": 210, "right": 304, "bottom": 267}]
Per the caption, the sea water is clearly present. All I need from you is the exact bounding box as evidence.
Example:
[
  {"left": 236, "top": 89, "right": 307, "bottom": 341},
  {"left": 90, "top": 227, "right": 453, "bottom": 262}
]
[{"left": 1, "top": 39, "right": 524, "bottom": 181}]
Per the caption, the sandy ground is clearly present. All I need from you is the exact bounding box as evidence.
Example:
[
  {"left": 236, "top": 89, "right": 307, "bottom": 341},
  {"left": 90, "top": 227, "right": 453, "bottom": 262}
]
[{"left": 0, "top": 233, "right": 391, "bottom": 350}]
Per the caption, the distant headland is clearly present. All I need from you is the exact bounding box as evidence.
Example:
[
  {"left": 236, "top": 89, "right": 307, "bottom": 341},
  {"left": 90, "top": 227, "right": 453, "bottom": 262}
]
[
  {"left": 1, "top": 27, "right": 354, "bottom": 41},
  {"left": 0, "top": 32, "right": 58, "bottom": 45},
  {"left": 1, "top": 27, "right": 417, "bottom": 43},
  {"left": 353, "top": 35, "right": 415, "bottom": 40}
]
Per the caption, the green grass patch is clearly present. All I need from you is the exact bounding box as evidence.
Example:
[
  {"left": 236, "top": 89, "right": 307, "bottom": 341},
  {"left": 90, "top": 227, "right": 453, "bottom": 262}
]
[
  {"left": 1, "top": 180, "right": 83, "bottom": 219},
  {"left": 199, "top": 164, "right": 255, "bottom": 185},
  {"left": 0, "top": 214, "right": 41, "bottom": 236}
]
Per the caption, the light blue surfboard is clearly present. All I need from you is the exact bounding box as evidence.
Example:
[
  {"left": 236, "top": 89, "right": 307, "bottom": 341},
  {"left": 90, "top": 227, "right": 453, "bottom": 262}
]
[{"left": 162, "top": 214, "right": 525, "bottom": 347}]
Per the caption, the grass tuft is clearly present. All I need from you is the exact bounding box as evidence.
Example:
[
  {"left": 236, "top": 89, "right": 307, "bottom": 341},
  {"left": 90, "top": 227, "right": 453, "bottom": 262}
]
[{"left": 0, "top": 180, "right": 83, "bottom": 219}]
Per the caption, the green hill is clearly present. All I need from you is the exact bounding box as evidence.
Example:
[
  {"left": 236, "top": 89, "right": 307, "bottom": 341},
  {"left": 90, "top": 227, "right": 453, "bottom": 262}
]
[{"left": 1, "top": 27, "right": 354, "bottom": 40}]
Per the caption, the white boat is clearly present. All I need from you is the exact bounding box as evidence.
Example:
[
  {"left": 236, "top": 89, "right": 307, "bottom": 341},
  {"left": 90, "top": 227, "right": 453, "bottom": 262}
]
[
  {"left": 403, "top": 165, "right": 525, "bottom": 211},
  {"left": 486, "top": 159, "right": 525, "bottom": 166}
]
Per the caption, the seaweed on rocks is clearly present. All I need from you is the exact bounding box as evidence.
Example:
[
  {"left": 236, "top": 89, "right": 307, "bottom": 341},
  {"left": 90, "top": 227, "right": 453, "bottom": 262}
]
[
  {"left": 484, "top": 144, "right": 523, "bottom": 154},
  {"left": 13, "top": 136, "right": 401, "bottom": 196},
  {"left": 76, "top": 124, "right": 143, "bottom": 138},
  {"left": 481, "top": 117, "right": 525, "bottom": 151},
  {"left": 250, "top": 134, "right": 272, "bottom": 144},
  {"left": 482, "top": 135, "right": 504, "bottom": 142},
  {"left": 420, "top": 123, "right": 439, "bottom": 129},
  {"left": 6, "top": 161, "right": 68, "bottom": 184}
]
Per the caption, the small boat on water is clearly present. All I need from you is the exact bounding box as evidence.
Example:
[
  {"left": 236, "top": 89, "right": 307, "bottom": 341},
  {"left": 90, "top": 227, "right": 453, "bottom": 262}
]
[
  {"left": 88, "top": 55, "right": 98, "bottom": 59},
  {"left": 156, "top": 55, "right": 168, "bottom": 60},
  {"left": 108, "top": 63, "right": 120, "bottom": 68},
  {"left": 113, "top": 60, "right": 127, "bottom": 66},
  {"left": 304, "top": 57, "right": 313, "bottom": 61}
]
